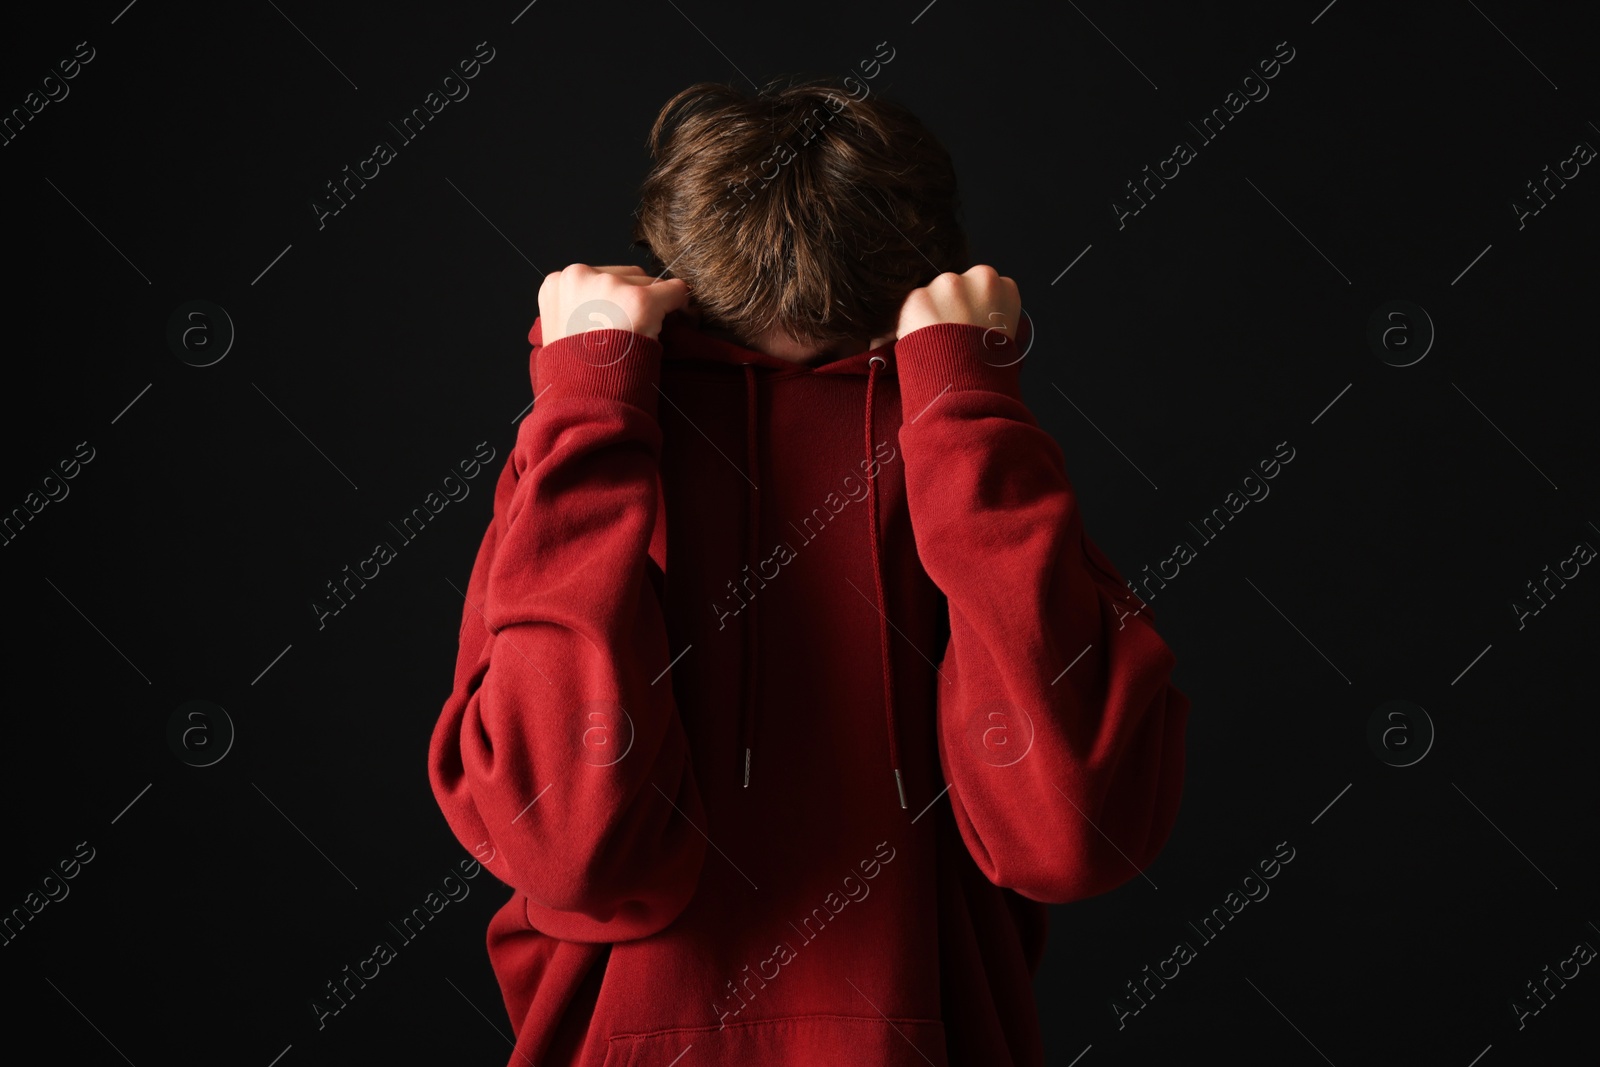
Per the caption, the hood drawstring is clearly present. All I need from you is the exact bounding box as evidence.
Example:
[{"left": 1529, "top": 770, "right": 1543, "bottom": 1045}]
[
  {"left": 734, "top": 352, "right": 905, "bottom": 812},
  {"left": 740, "top": 363, "right": 760, "bottom": 789},
  {"left": 866, "top": 354, "right": 906, "bottom": 809}
]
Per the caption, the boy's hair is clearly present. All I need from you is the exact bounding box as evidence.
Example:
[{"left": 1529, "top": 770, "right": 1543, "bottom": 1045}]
[{"left": 631, "top": 78, "right": 968, "bottom": 352}]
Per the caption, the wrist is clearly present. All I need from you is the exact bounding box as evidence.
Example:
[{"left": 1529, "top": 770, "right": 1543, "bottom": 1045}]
[
  {"left": 532, "top": 323, "right": 663, "bottom": 418},
  {"left": 894, "top": 322, "right": 1027, "bottom": 417}
]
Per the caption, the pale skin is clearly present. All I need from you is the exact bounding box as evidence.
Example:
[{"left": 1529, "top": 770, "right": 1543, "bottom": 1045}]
[{"left": 537, "top": 263, "right": 1022, "bottom": 365}]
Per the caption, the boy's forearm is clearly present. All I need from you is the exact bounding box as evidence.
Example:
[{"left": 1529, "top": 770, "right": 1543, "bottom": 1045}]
[
  {"left": 428, "top": 328, "right": 709, "bottom": 941},
  {"left": 895, "top": 322, "right": 1190, "bottom": 904}
]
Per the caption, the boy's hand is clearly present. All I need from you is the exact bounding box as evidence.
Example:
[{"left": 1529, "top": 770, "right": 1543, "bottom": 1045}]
[
  {"left": 539, "top": 263, "right": 692, "bottom": 344},
  {"left": 894, "top": 265, "right": 1021, "bottom": 342}
]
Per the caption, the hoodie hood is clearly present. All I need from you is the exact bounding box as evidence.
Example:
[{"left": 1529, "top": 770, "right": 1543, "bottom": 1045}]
[
  {"left": 529, "top": 309, "right": 1030, "bottom": 810},
  {"left": 658, "top": 310, "right": 907, "bottom": 806}
]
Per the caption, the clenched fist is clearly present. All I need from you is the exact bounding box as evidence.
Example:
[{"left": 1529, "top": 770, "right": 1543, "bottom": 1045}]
[
  {"left": 894, "top": 265, "right": 1021, "bottom": 342},
  {"left": 538, "top": 263, "right": 693, "bottom": 344}
]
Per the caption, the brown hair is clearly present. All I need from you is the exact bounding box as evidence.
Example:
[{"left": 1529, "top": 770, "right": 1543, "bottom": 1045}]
[{"left": 631, "top": 78, "right": 968, "bottom": 352}]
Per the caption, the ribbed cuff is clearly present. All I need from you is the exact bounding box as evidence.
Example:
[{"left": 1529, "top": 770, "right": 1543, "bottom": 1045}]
[
  {"left": 894, "top": 322, "right": 1026, "bottom": 419},
  {"left": 533, "top": 328, "right": 663, "bottom": 419}
]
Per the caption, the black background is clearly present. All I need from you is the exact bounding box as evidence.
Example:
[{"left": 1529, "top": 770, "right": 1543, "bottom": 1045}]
[{"left": 2, "top": 1, "right": 1597, "bottom": 1064}]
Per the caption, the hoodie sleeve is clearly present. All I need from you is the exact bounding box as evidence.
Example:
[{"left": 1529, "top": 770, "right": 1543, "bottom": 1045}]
[
  {"left": 427, "top": 317, "right": 708, "bottom": 942},
  {"left": 893, "top": 321, "right": 1190, "bottom": 905}
]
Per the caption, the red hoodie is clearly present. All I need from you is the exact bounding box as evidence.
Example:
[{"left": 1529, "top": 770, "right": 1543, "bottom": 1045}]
[{"left": 427, "top": 307, "right": 1190, "bottom": 1067}]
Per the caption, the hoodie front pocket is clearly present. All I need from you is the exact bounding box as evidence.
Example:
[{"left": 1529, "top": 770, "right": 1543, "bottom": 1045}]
[{"left": 600, "top": 1012, "right": 949, "bottom": 1067}]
